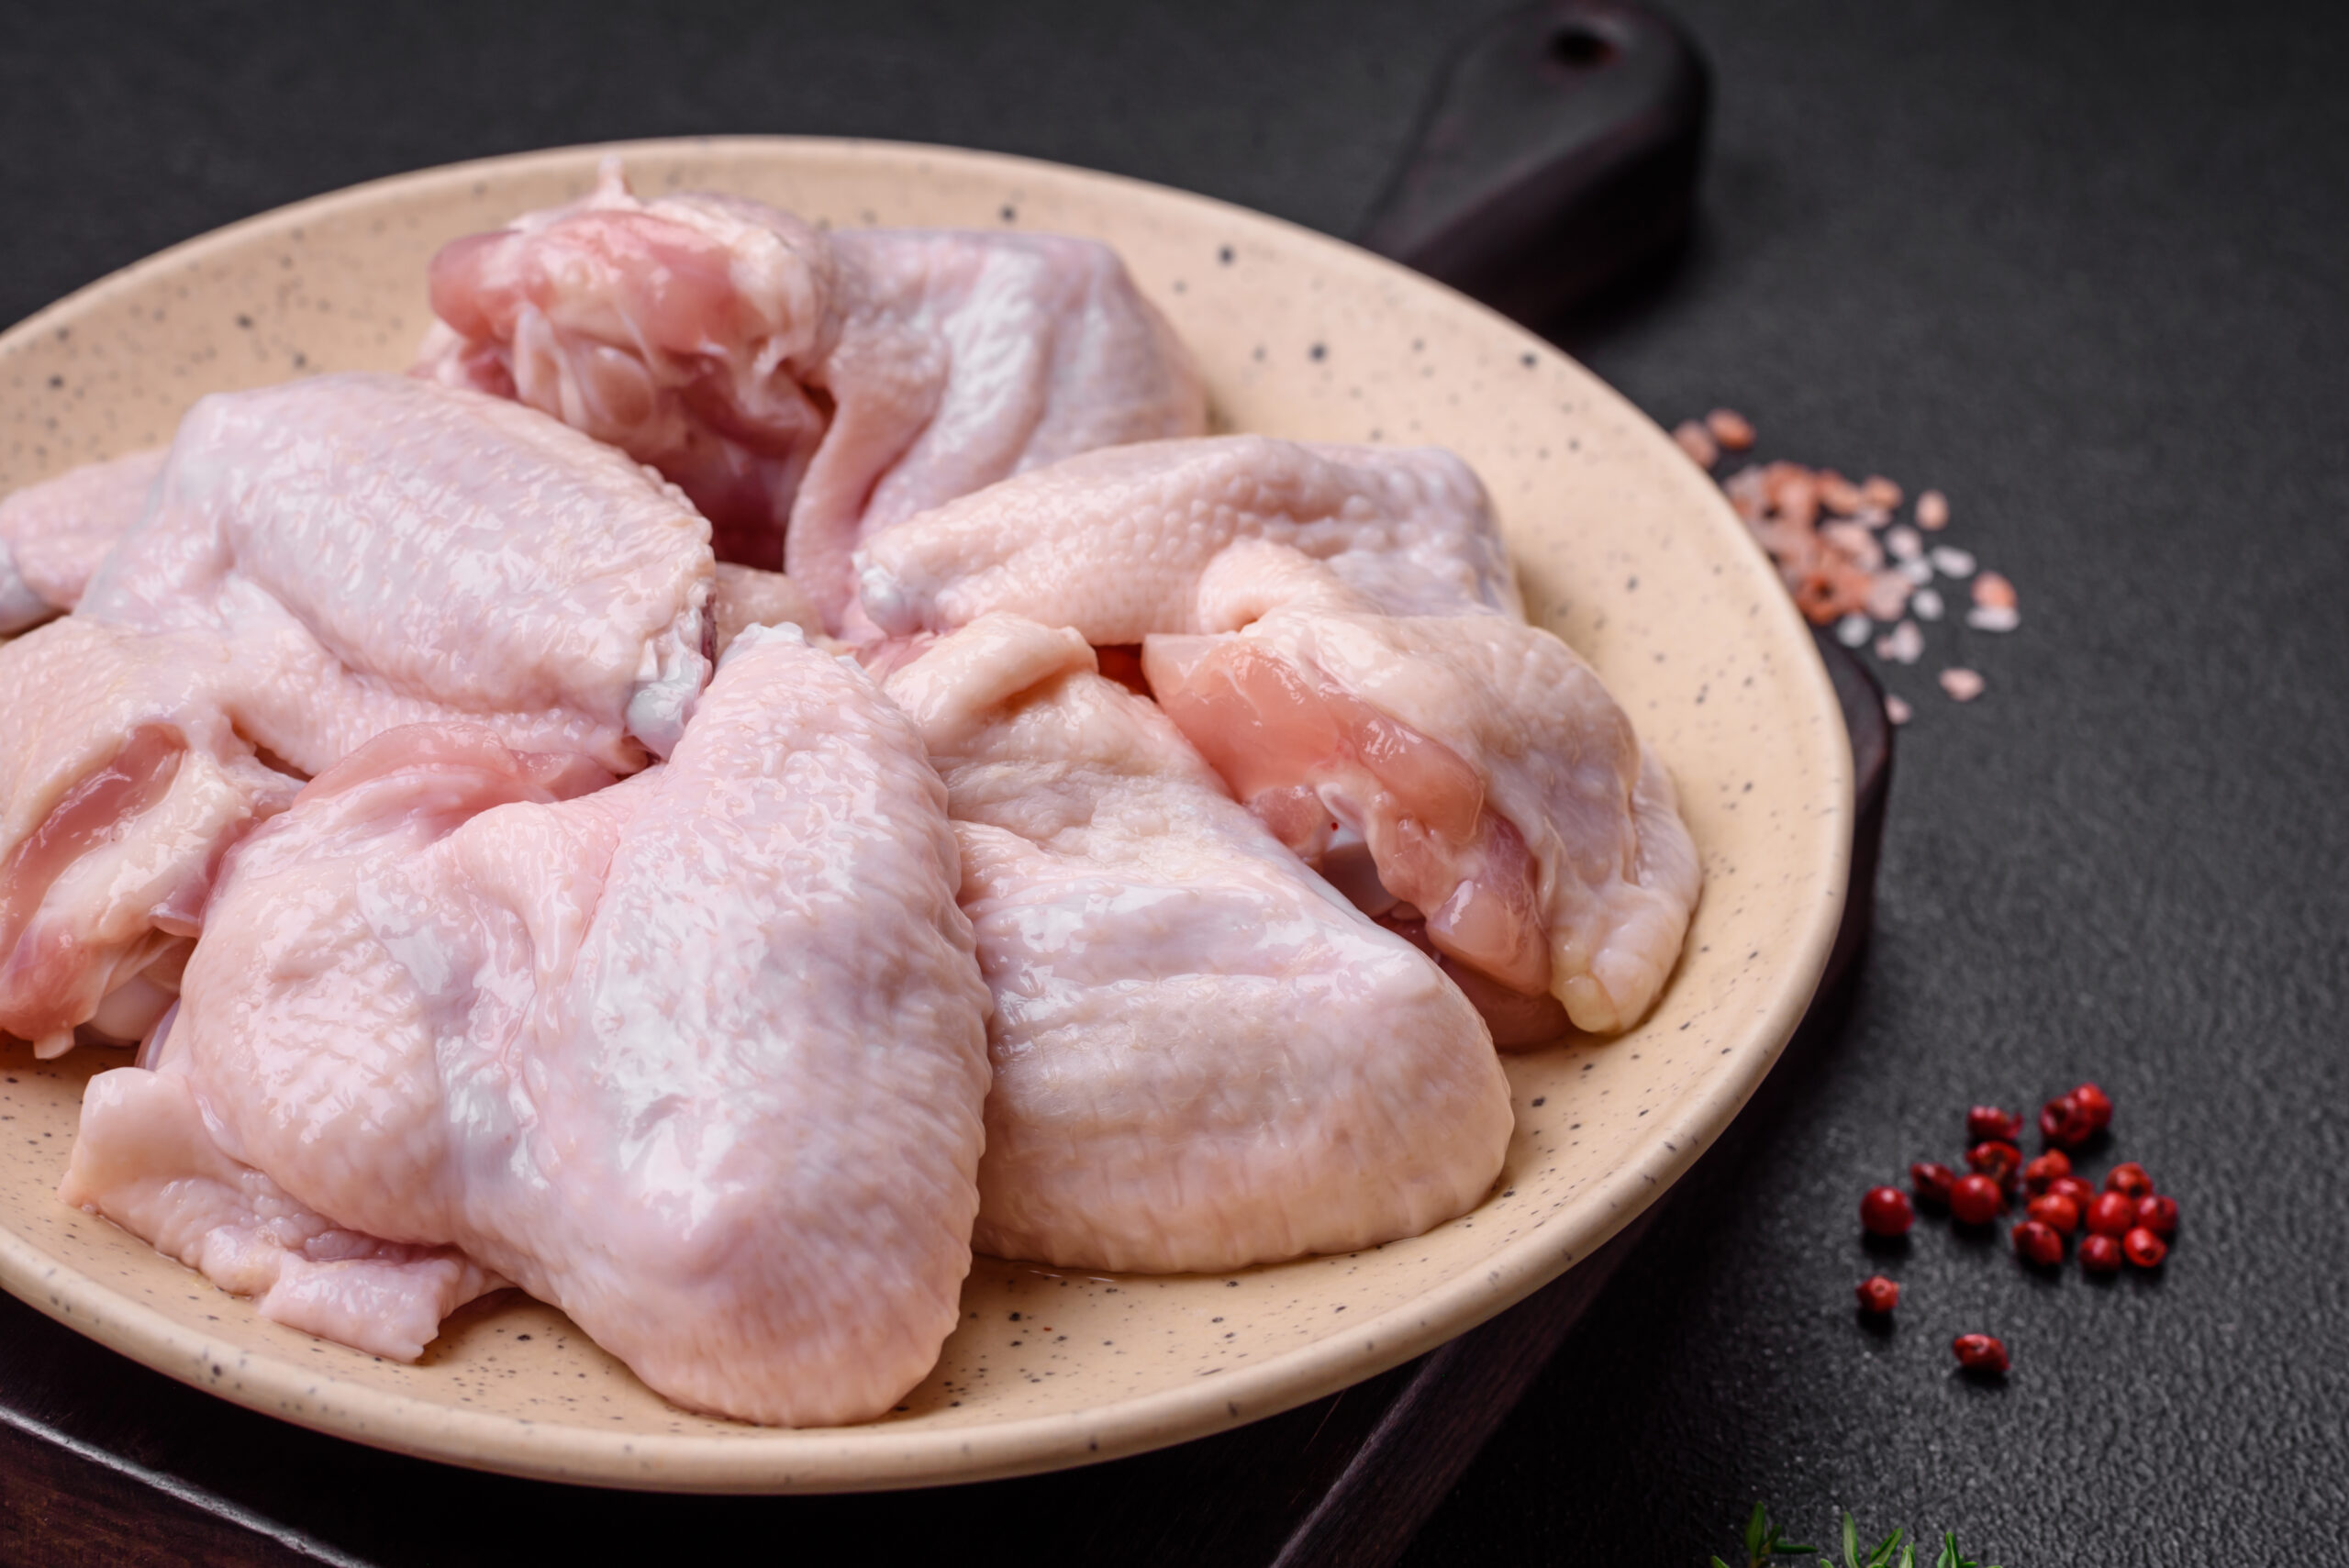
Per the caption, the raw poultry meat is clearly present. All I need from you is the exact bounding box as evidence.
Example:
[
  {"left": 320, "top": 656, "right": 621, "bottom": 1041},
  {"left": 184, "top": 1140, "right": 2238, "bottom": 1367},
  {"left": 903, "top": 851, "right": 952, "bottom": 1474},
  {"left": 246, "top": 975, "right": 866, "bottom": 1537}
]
[
  {"left": 61, "top": 626, "right": 992, "bottom": 1425},
  {"left": 857, "top": 435, "right": 1523, "bottom": 640},
  {"left": 853, "top": 439, "right": 1696, "bottom": 1032},
  {"left": 417, "top": 159, "right": 1207, "bottom": 632},
  {"left": 1144, "top": 544, "right": 1701, "bottom": 1034},
  {"left": 0, "top": 617, "right": 300, "bottom": 1055},
  {"left": 0, "top": 448, "right": 163, "bottom": 633},
  {"left": 81, "top": 372, "right": 715, "bottom": 773},
  {"left": 1, "top": 372, "right": 718, "bottom": 1057},
  {"left": 883, "top": 614, "right": 1510, "bottom": 1272}
]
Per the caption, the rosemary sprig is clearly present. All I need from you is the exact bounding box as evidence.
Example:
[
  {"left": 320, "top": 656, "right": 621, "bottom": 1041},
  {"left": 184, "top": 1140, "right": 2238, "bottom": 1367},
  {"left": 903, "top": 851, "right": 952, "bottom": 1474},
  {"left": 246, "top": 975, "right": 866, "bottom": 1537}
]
[{"left": 1711, "top": 1506, "right": 2005, "bottom": 1568}]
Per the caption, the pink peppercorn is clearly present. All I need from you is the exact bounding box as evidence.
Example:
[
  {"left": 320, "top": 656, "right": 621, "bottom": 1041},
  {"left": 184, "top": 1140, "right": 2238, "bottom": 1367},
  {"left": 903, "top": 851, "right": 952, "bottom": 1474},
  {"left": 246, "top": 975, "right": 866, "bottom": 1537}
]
[
  {"left": 1952, "top": 1333, "right": 2009, "bottom": 1373},
  {"left": 1861, "top": 1186, "right": 1916, "bottom": 1237}
]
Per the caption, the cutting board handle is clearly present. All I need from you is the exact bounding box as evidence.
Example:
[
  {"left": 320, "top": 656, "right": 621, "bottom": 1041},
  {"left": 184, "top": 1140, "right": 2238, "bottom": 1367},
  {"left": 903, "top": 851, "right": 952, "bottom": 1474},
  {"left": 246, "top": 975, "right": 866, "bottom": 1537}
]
[{"left": 1357, "top": 0, "right": 1709, "bottom": 325}]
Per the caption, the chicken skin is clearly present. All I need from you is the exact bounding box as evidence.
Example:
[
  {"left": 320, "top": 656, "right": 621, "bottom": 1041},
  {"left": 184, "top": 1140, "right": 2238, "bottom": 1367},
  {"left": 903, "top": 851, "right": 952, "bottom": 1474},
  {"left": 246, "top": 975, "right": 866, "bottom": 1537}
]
[
  {"left": 857, "top": 435, "right": 1522, "bottom": 639},
  {"left": 62, "top": 627, "right": 992, "bottom": 1426},
  {"left": 81, "top": 373, "right": 714, "bottom": 772},
  {"left": 883, "top": 614, "right": 1510, "bottom": 1272},
  {"left": 0, "top": 449, "right": 164, "bottom": 634},
  {"left": 417, "top": 159, "right": 1206, "bottom": 632}
]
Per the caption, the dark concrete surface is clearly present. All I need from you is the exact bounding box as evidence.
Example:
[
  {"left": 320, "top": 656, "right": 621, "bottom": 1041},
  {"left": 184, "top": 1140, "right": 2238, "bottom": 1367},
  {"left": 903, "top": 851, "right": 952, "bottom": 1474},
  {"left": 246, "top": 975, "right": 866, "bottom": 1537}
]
[{"left": 2, "top": 3, "right": 2343, "bottom": 1562}]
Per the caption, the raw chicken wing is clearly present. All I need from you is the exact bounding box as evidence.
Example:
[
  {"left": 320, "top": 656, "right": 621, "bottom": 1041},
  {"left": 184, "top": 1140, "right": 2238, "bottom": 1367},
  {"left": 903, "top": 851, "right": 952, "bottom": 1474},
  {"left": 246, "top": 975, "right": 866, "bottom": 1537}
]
[
  {"left": 858, "top": 436, "right": 1522, "bottom": 640},
  {"left": 1144, "top": 545, "right": 1700, "bottom": 1034},
  {"left": 3, "top": 373, "right": 717, "bottom": 1056},
  {"left": 417, "top": 159, "right": 1207, "bottom": 631},
  {"left": 81, "top": 372, "right": 715, "bottom": 772},
  {"left": 884, "top": 613, "right": 1510, "bottom": 1272},
  {"left": 63, "top": 626, "right": 993, "bottom": 1425}
]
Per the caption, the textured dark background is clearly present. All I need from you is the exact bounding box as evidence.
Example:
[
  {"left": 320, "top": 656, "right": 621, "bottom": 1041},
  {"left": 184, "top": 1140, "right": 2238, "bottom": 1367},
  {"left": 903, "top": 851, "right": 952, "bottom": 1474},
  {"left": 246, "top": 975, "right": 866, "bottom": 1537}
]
[{"left": 4, "top": 2, "right": 2344, "bottom": 1562}]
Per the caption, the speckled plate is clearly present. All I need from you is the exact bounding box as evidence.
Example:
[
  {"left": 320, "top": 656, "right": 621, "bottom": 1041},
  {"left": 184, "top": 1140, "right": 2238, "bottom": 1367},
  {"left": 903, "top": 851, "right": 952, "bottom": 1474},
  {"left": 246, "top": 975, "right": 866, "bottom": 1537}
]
[{"left": 0, "top": 138, "right": 1850, "bottom": 1492}]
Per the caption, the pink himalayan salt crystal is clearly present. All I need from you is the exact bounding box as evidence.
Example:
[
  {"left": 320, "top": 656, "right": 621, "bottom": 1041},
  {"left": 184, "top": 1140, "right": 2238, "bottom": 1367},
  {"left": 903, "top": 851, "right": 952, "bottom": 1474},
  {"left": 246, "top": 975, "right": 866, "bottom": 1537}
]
[
  {"left": 1821, "top": 520, "right": 1883, "bottom": 570},
  {"left": 1916, "top": 489, "right": 1951, "bottom": 530},
  {"left": 1973, "top": 571, "right": 2017, "bottom": 610},
  {"left": 1885, "top": 694, "right": 1914, "bottom": 726},
  {"left": 1818, "top": 471, "right": 1865, "bottom": 516},
  {"left": 1865, "top": 571, "right": 1913, "bottom": 621},
  {"left": 1861, "top": 474, "right": 1903, "bottom": 510},
  {"left": 1673, "top": 420, "right": 1720, "bottom": 468},
  {"left": 1706, "top": 408, "right": 1756, "bottom": 450},
  {"left": 1940, "top": 667, "right": 1987, "bottom": 702},
  {"left": 1876, "top": 618, "right": 1924, "bottom": 664}
]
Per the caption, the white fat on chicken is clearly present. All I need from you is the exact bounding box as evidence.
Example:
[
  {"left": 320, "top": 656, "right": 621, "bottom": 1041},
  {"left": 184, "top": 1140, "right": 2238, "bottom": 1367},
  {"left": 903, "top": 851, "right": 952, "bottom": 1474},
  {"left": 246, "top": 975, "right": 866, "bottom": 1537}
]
[
  {"left": 62, "top": 627, "right": 992, "bottom": 1426},
  {"left": 416, "top": 157, "right": 1207, "bottom": 632},
  {"left": 856, "top": 435, "right": 1523, "bottom": 639},
  {"left": 883, "top": 613, "right": 1511, "bottom": 1273}
]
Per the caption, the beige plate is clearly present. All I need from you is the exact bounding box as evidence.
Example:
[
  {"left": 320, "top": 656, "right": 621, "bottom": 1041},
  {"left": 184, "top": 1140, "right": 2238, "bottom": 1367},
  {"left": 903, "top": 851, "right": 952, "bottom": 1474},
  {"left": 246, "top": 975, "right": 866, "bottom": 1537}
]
[{"left": 0, "top": 138, "right": 1850, "bottom": 1492}]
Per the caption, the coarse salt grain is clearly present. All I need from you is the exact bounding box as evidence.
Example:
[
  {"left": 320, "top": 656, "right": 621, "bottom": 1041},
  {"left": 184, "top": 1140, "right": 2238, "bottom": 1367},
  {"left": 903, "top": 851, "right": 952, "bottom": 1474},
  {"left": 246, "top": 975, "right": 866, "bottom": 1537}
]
[
  {"left": 1912, "top": 586, "right": 1945, "bottom": 621},
  {"left": 1885, "top": 694, "right": 1914, "bottom": 726},
  {"left": 1929, "top": 545, "right": 1976, "bottom": 578},
  {"left": 1876, "top": 619, "right": 1924, "bottom": 664},
  {"left": 1706, "top": 408, "right": 1756, "bottom": 450},
  {"left": 1819, "top": 472, "right": 1864, "bottom": 515},
  {"left": 1821, "top": 520, "right": 1883, "bottom": 569},
  {"left": 1916, "top": 489, "right": 1950, "bottom": 530},
  {"left": 1972, "top": 571, "right": 2017, "bottom": 610},
  {"left": 1864, "top": 571, "right": 1911, "bottom": 620},
  {"left": 1898, "top": 557, "right": 1933, "bottom": 585},
  {"left": 1861, "top": 474, "right": 1903, "bottom": 510},
  {"left": 1967, "top": 605, "right": 2021, "bottom": 632},
  {"left": 1940, "top": 667, "right": 1986, "bottom": 701},
  {"left": 1836, "top": 613, "right": 1872, "bottom": 648},
  {"left": 1885, "top": 525, "right": 1923, "bottom": 562},
  {"left": 1672, "top": 420, "right": 1719, "bottom": 468}
]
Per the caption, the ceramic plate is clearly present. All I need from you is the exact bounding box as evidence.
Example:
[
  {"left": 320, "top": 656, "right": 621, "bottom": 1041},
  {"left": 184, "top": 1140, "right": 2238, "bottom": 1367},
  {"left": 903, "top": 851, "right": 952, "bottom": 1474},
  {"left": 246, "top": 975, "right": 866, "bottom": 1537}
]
[{"left": 0, "top": 138, "right": 1850, "bottom": 1492}]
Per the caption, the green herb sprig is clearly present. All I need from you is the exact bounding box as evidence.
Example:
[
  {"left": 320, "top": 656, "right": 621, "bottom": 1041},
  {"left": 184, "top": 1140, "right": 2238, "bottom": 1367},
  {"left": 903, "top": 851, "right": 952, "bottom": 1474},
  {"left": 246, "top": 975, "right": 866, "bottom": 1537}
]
[{"left": 1710, "top": 1504, "right": 2005, "bottom": 1568}]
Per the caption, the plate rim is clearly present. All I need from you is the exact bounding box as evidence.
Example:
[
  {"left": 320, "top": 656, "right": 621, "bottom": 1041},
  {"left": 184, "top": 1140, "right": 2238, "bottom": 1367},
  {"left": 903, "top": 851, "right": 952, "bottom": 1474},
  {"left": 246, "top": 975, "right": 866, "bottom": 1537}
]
[{"left": 0, "top": 133, "right": 1853, "bottom": 1493}]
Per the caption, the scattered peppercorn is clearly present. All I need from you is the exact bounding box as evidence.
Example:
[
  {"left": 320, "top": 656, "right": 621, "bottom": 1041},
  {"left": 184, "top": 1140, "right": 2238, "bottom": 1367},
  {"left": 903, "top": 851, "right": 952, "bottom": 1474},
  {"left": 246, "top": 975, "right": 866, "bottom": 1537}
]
[
  {"left": 1861, "top": 1185, "right": 1916, "bottom": 1237},
  {"left": 2122, "top": 1227, "right": 2168, "bottom": 1268},
  {"left": 2078, "top": 1233, "right": 2123, "bottom": 1273},
  {"left": 2011, "top": 1219, "right": 2065, "bottom": 1267},
  {"left": 2021, "top": 1151, "right": 2071, "bottom": 1193},
  {"left": 2086, "top": 1191, "right": 2137, "bottom": 1237},
  {"left": 2026, "top": 1191, "right": 2080, "bottom": 1236},
  {"left": 2047, "top": 1173, "right": 2097, "bottom": 1212},
  {"left": 2039, "top": 1092, "right": 2096, "bottom": 1150},
  {"left": 2134, "top": 1194, "right": 2178, "bottom": 1237},
  {"left": 2070, "top": 1082, "right": 2114, "bottom": 1133},
  {"left": 1952, "top": 1334, "right": 2009, "bottom": 1373},
  {"left": 1967, "top": 1140, "right": 2022, "bottom": 1188},
  {"left": 1948, "top": 1173, "right": 2004, "bottom": 1226},
  {"left": 1966, "top": 1106, "right": 2022, "bottom": 1144},
  {"left": 1856, "top": 1275, "right": 1901, "bottom": 1314},
  {"left": 1909, "top": 1161, "right": 1955, "bottom": 1207},
  {"left": 2104, "top": 1162, "right": 2153, "bottom": 1199}
]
